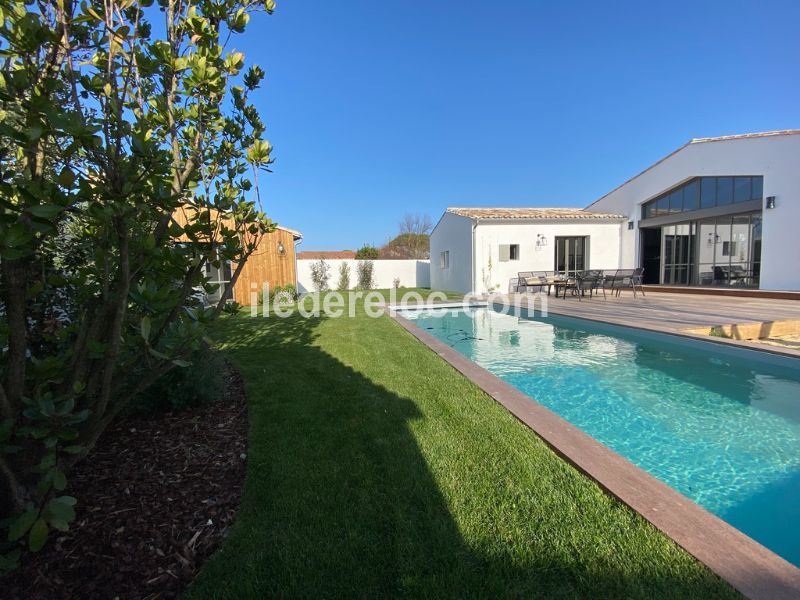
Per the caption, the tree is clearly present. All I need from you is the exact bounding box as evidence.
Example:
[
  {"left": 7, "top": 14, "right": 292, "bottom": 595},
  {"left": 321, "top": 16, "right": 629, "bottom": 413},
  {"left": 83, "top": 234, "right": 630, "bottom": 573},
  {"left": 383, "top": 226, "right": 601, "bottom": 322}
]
[
  {"left": 309, "top": 259, "right": 331, "bottom": 291},
  {"left": 380, "top": 213, "right": 432, "bottom": 259},
  {"left": 356, "top": 260, "right": 375, "bottom": 290},
  {"left": 0, "top": 0, "right": 275, "bottom": 565},
  {"left": 355, "top": 244, "right": 380, "bottom": 260},
  {"left": 336, "top": 262, "right": 351, "bottom": 290}
]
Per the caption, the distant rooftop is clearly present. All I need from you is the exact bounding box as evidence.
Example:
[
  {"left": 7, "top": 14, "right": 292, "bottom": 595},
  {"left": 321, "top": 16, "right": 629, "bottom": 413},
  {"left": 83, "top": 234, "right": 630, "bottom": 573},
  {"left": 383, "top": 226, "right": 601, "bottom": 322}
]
[
  {"left": 297, "top": 250, "right": 356, "bottom": 260},
  {"left": 447, "top": 207, "right": 625, "bottom": 220}
]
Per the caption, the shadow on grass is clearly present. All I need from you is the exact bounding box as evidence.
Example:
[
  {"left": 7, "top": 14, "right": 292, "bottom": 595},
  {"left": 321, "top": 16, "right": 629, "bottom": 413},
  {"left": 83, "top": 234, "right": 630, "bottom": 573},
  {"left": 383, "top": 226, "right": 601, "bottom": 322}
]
[{"left": 188, "top": 314, "right": 738, "bottom": 599}]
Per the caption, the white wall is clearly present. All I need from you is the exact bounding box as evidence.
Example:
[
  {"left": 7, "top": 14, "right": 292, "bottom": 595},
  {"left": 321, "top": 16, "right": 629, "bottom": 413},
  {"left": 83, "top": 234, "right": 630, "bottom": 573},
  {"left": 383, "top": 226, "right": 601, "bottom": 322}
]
[
  {"left": 588, "top": 133, "right": 800, "bottom": 290},
  {"left": 429, "top": 211, "right": 474, "bottom": 293},
  {"left": 473, "top": 220, "right": 624, "bottom": 293},
  {"left": 296, "top": 259, "right": 430, "bottom": 293}
]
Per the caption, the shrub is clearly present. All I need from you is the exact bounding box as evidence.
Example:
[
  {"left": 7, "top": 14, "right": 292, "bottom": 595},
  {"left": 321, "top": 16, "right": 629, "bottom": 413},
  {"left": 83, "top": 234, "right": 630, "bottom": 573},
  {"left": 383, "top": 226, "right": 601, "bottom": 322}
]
[
  {"left": 0, "top": 0, "right": 276, "bottom": 563},
  {"left": 222, "top": 301, "right": 242, "bottom": 315},
  {"left": 309, "top": 259, "right": 331, "bottom": 291},
  {"left": 281, "top": 283, "right": 298, "bottom": 300},
  {"left": 337, "top": 262, "right": 351, "bottom": 290},
  {"left": 357, "top": 260, "right": 375, "bottom": 290},
  {"left": 355, "top": 245, "right": 380, "bottom": 260},
  {"left": 133, "top": 347, "right": 227, "bottom": 415}
]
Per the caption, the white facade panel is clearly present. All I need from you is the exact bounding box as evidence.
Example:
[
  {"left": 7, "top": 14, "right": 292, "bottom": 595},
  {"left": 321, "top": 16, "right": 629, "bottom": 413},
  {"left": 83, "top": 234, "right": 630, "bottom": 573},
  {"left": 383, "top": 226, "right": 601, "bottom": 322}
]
[
  {"left": 473, "top": 221, "right": 624, "bottom": 293},
  {"left": 429, "top": 212, "right": 474, "bottom": 293},
  {"left": 588, "top": 134, "right": 800, "bottom": 290}
]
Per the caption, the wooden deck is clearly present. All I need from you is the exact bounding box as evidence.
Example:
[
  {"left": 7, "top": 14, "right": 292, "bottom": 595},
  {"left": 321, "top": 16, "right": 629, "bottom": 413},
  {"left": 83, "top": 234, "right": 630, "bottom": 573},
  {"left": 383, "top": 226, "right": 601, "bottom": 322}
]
[
  {"left": 498, "top": 290, "right": 800, "bottom": 357},
  {"left": 504, "top": 290, "right": 800, "bottom": 329}
]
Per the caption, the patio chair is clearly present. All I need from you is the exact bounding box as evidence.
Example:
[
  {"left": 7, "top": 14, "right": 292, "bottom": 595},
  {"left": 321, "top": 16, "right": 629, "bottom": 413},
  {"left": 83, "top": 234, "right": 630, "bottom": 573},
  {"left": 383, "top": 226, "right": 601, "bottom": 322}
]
[
  {"left": 517, "top": 271, "right": 550, "bottom": 294},
  {"left": 608, "top": 268, "right": 645, "bottom": 298},
  {"left": 576, "top": 270, "right": 604, "bottom": 298}
]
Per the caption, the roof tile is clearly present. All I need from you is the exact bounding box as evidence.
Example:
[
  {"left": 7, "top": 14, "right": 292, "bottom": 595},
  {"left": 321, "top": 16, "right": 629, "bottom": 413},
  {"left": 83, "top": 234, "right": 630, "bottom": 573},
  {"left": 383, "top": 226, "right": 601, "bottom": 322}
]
[{"left": 447, "top": 207, "right": 625, "bottom": 220}]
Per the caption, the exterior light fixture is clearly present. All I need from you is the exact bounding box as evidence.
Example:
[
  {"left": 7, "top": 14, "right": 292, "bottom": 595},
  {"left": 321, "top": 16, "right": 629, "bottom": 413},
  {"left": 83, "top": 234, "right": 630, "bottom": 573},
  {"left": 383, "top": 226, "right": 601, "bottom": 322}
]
[
  {"left": 277, "top": 241, "right": 286, "bottom": 255},
  {"left": 627, "top": 221, "right": 634, "bottom": 230},
  {"left": 535, "top": 234, "right": 548, "bottom": 249},
  {"left": 766, "top": 196, "right": 776, "bottom": 209}
]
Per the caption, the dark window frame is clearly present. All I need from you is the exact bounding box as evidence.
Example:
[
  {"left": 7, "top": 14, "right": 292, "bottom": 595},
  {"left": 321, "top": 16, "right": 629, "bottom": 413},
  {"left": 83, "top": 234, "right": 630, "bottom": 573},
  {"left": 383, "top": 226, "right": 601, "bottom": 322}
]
[{"left": 641, "top": 176, "right": 763, "bottom": 220}]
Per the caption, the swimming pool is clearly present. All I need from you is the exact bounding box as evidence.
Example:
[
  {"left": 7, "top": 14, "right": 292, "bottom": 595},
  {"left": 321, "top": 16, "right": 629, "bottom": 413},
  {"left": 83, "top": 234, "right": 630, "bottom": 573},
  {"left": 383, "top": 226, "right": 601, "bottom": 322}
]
[{"left": 400, "top": 306, "right": 800, "bottom": 567}]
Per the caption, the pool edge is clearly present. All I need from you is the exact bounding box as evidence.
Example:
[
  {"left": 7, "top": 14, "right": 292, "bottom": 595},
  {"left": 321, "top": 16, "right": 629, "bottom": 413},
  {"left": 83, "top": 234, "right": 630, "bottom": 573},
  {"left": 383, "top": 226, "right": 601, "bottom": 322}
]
[{"left": 389, "top": 310, "right": 800, "bottom": 600}]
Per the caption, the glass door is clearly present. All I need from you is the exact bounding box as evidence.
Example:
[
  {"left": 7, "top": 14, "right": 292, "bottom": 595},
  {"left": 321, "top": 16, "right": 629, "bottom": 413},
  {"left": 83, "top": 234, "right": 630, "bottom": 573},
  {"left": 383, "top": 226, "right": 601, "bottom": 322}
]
[
  {"left": 554, "top": 237, "right": 587, "bottom": 275},
  {"left": 661, "top": 224, "right": 693, "bottom": 285}
]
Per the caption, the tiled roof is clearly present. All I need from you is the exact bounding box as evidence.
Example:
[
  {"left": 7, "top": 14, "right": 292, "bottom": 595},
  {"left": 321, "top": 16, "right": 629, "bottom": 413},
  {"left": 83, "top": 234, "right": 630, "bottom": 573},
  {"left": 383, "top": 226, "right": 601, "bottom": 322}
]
[
  {"left": 297, "top": 250, "right": 356, "bottom": 260},
  {"left": 446, "top": 207, "right": 625, "bottom": 220}
]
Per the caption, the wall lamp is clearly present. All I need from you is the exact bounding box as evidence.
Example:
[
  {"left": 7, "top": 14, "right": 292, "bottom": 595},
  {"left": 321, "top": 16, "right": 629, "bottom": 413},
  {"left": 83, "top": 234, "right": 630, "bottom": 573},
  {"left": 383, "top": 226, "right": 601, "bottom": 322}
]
[
  {"left": 535, "top": 234, "right": 548, "bottom": 249},
  {"left": 766, "top": 196, "right": 776, "bottom": 209},
  {"left": 277, "top": 241, "right": 286, "bottom": 255},
  {"left": 627, "top": 221, "right": 634, "bottom": 230}
]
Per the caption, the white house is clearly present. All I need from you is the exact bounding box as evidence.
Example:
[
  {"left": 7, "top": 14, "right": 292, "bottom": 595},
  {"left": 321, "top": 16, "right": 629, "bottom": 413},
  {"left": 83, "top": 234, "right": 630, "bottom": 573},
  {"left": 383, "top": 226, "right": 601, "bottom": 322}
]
[
  {"left": 431, "top": 130, "right": 800, "bottom": 293},
  {"left": 430, "top": 208, "right": 626, "bottom": 293}
]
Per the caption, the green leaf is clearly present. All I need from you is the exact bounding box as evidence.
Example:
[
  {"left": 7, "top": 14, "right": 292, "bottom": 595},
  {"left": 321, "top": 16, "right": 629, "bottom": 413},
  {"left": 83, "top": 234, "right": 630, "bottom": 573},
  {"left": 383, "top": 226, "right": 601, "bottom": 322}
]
[
  {"left": 8, "top": 510, "right": 38, "bottom": 542},
  {"left": 26, "top": 204, "right": 63, "bottom": 219},
  {"left": 46, "top": 497, "right": 76, "bottom": 525},
  {"left": 172, "top": 359, "right": 191, "bottom": 368},
  {"left": 140, "top": 316, "right": 151, "bottom": 342},
  {"left": 57, "top": 167, "right": 76, "bottom": 188},
  {"left": 28, "top": 518, "right": 48, "bottom": 552},
  {"left": 51, "top": 468, "right": 67, "bottom": 491},
  {"left": 0, "top": 419, "right": 12, "bottom": 443}
]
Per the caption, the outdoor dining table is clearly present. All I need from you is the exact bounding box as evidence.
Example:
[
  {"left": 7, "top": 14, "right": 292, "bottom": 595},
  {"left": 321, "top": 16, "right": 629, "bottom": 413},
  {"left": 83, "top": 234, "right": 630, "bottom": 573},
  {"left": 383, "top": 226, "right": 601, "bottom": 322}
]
[{"left": 545, "top": 276, "right": 577, "bottom": 298}]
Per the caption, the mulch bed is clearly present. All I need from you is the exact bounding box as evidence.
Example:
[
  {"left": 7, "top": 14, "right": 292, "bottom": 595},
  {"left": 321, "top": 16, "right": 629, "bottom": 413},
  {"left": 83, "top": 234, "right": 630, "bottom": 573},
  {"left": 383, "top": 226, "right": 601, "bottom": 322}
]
[{"left": 3, "top": 364, "right": 249, "bottom": 600}]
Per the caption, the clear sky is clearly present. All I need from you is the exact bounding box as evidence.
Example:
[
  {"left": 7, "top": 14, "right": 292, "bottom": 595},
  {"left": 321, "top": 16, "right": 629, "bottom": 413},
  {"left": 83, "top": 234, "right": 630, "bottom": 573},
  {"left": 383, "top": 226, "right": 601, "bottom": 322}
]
[{"left": 235, "top": 0, "right": 800, "bottom": 250}]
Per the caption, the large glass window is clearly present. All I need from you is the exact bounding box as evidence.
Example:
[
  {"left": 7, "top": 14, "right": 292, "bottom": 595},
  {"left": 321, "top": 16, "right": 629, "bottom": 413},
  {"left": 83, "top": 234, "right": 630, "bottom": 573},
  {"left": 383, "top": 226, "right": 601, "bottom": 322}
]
[
  {"left": 716, "top": 177, "right": 733, "bottom": 205},
  {"left": 700, "top": 178, "right": 716, "bottom": 209},
  {"left": 734, "top": 177, "right": 751, "bottom": 203},
  {"left": 683, "top": 180, "right": 698, "bottom": 211},
  {"left": 642, "top": 176, "right": 763, "bottom": 219}
]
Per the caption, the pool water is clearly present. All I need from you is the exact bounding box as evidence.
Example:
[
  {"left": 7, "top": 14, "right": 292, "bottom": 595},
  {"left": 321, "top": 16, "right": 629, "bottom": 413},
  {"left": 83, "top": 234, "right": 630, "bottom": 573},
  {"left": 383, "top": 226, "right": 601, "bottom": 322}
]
[{"left": 401, "top": 306, "right": 800, "bottom": 567}]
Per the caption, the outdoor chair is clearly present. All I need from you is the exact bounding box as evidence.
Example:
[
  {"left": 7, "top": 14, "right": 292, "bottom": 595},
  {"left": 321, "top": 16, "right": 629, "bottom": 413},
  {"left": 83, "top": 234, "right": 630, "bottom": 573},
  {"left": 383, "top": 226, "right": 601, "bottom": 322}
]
[
  {"left": 517, "top": 271, "right": 551, "bottom": 294},
  {"left": 607, "top": 268, "right": 645, "bottom": 298},
  {"left": 576, "top": 270, "right": 604, "bottom": 298}
]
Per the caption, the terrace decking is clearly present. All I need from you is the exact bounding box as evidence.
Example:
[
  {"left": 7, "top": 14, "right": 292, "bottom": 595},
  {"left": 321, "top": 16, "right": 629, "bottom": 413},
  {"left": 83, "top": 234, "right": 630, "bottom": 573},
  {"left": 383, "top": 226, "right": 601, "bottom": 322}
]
[{"left": 499, "top": 291, "right": 800, "bottom": 356}]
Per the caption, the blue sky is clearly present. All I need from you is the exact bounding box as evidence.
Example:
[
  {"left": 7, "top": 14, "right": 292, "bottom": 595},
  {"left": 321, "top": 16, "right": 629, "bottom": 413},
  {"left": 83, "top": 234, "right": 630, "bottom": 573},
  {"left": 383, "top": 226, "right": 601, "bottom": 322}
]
[{"left": 235, "top": 0, "right": 800, "bottom": 250}]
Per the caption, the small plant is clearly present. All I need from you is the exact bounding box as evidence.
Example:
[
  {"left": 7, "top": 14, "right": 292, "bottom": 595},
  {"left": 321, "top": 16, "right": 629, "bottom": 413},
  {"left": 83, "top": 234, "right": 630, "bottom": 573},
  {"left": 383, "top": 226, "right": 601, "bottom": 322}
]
[
  {"left": 132, "top": 347, "right": 227, "bottom": 414},
  {"left": 281, "top": 283, "right": 299, "bottom": 300},
  {"left": 222, "top": 301, "right": 242, "bottom": 315},
  {"left": 357, "top": 260, "right": 375, "bottom": 290},
  {"left": 337, "top": 262, "right": 351, "bottom": 290},
  {"left": 709, "top": 326, "right": 731, "bottom": 338},
  {"left": 310, "top": 259, "right": 331, "bottom": 291},
  {"left": 393, "top": 277, "right": 401, "bottom": 289}
]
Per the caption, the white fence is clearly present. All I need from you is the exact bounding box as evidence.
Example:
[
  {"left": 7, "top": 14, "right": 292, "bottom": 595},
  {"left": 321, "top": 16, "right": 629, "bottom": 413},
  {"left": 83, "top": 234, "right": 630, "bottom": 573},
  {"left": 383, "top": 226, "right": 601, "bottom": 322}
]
[{"left": 297, "top": 259, "right": 430, "bottom": 293}]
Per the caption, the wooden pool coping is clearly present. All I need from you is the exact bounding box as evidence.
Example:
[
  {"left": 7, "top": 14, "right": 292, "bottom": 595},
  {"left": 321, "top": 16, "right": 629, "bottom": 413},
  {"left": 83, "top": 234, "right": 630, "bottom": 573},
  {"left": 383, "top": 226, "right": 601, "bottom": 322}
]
[{"left": 389, "top": 308, "right": 800, "bottom": 600}]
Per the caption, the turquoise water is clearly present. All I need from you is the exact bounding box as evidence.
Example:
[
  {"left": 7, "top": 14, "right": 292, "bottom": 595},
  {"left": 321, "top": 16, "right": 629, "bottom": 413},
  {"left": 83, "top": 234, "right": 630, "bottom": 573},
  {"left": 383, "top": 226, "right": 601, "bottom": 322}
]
[{"left": 401, "top": 306, "right": 800, "bottom": 567}]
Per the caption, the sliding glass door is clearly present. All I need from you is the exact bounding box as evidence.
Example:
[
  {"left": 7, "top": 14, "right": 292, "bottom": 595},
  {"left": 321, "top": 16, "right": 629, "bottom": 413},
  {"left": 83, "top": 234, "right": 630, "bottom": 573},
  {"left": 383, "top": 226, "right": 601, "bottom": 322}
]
[
  {"left": 662, "top": 223, "right": 694, "bottom": 285},
  {"left": 662, "top": 212, "right": 761, "bottom": 287},
  {"left": 554, "top": 237, "right": 587, "bottom": 275}
]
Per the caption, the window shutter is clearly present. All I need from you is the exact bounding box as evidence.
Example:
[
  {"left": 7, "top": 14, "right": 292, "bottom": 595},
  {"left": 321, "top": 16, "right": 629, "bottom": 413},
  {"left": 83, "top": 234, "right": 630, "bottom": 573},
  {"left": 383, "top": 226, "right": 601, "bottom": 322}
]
[{"left": 499, "top": 244, "right": 510, "bottom": 262}]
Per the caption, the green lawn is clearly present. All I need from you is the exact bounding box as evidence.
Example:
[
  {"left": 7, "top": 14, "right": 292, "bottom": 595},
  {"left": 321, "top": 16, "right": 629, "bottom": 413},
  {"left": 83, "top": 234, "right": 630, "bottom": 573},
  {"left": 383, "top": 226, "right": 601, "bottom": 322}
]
[{"left": 187, "top": 290, "right": 736, "bottom": 599}]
